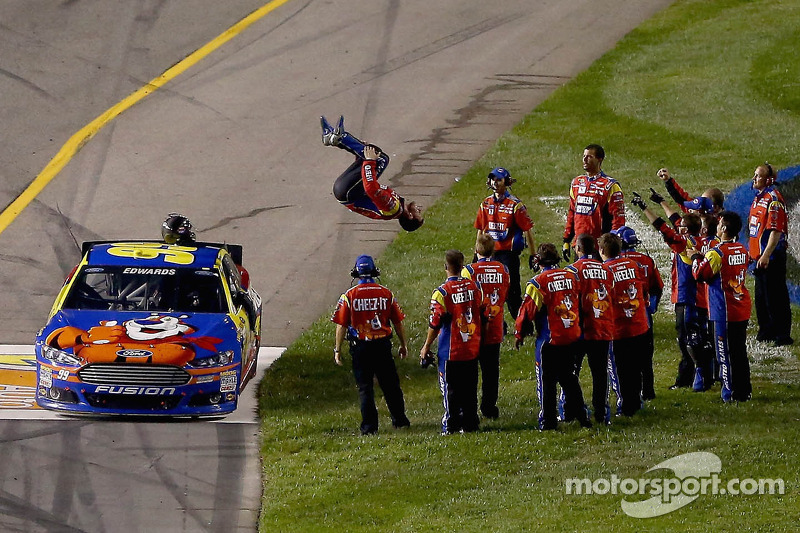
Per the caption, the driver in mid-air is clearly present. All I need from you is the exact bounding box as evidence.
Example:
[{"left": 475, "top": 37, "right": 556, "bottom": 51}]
[{"left": 321, "top": 115, "right": 424, "bottom": 232}]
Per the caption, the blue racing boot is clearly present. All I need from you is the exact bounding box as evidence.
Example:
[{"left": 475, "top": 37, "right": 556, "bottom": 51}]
[
  {"left": 320, "top": 115, "right": 344, "bottom": 146},
  {"left": 692, "top": 366, "right": 705, "bottom": 392}
]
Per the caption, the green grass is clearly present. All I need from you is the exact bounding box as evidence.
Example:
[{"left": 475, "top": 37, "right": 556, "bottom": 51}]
[{"left": 258, "top": 1, "right": 800, "bottom": 530}]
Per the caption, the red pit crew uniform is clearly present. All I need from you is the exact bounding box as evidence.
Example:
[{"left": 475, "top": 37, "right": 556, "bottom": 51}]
[
  {"left": 515, "top": 267, "right": 590, "bottom": 430},
  {"left": 428, "top": 277, "right": 483, "bottom": 433},
  {"left": 462, "top": 259, "right": 510, "bottom": 419},
  {"left": 332, "top": 280, "right": 409, "bottom": 434},
  {"left": 474, "top": 191, "right": 534, "bottom": 319},
  {"left": 604, "top": 256, "right": 649, "bottom": 416},
  {"left": 619, "top": 247, "right": 664, "bottom": 400},
  {"left": 693, "top": 242, "right": 752, "bottom": 402},
  {"left": 563, "top": 172, "right": 625, "bottom": 244},
  {"left": 749, "top": 185, "right": 792, "bottom": 344},
  {"left": 566, "top": 257, "right": 614, "bottom": 423}
]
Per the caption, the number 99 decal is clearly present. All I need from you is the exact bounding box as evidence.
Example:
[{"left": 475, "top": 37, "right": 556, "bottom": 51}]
[{"left": 107, "top": 243, "right": 197, "bottom": 265}]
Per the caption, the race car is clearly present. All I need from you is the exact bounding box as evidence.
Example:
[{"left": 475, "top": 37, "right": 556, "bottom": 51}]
[{"left": 35, "top": 240, "right": 261, "bottom": 416}]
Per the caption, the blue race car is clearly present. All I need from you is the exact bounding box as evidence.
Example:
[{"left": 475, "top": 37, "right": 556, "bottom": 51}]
[{"left": 35, "top": 240, "right": 261, "bottom": 416}]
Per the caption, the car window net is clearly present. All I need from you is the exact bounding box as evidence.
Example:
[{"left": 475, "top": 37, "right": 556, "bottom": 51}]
[{"left": 62, "top": 267, "right": 225, "bottom": 313}]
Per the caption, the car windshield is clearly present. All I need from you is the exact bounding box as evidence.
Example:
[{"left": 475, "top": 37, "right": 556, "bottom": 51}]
[{"left": 62, "top": 266, "right": 227, "bottom": 313}]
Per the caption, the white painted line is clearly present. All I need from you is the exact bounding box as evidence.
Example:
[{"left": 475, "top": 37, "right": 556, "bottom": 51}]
[{"left": 0, "top": 345, "right": 35, "bottom": 355}]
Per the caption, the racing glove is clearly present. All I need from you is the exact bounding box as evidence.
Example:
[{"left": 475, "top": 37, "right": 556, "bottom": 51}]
[
  {"left": 631, "top": 192, "right": 647, "bottom": 211},
  {"left": 562, "top": 240, "right": 571, "bottom": 262},
  {"left": 649, "top": 187, "right": 665, "bottom": 204},
  {"left": 529, "top": 253, "right": 541, "bottom": 272}
]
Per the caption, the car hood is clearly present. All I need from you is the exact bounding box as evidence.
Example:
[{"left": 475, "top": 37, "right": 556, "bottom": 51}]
[{"left": 38, "top": 310, "right": 240, "bottom": 366}]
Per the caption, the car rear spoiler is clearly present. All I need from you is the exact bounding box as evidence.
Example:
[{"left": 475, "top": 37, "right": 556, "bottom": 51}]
[{"left": 80, "top": 240, "right": 244, "bottom": 265}]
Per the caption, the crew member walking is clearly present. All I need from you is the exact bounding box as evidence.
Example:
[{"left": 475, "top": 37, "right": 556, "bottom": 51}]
[{"left": 332, "top": 255, "right": 410, "bottom": 435}]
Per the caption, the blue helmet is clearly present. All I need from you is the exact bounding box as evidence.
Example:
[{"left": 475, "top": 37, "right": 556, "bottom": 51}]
[
  {"left": 611, "top": 226, "right": 640, "bottom": 249},
  {"left": 351, "top": 254, "right": 380, "bottom": 278},
  {"left": 683, "top": 196, "right": 714, "bottom": 213}
]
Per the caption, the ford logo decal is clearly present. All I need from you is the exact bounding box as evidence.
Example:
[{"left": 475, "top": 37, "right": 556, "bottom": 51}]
[{"left": 116, "top": 349, "right": 153, "bottom": 357}]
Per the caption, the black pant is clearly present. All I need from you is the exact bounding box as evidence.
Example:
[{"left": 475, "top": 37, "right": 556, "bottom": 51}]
[
  {"left": 641, "top": 326, "right": 655, "bottom": 399},
  {"left": 350, "top": 337, "right": 408, "bottom": 434},
  {"left": 712, "top": 320, "right": 751, "bottom": 402},
  {"left": 441, "top": 358, "right": 480, "bottom": 433},
  {"left": 539, "top": 342, "right": 588, "bottom": 429},
  {"left": 612, "top": 333, "right": 648, "bottom": 416},
  {"left": 494, "top": 249, "right": 522, "bottom": 319},
  {"left": 576, "top": 339, "right": 610, "bottom": 422},
  {"left": 754, "top": 249, "right": 792, "bottom": 343},
  {"left": 478, "top": 343, "right": 501, "bottom": 418},
  {"left": 675, "top": 303, "right": 698, "bottom": 387}
]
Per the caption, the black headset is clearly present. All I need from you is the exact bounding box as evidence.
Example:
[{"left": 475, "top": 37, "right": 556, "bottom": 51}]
[{"left": 350, "top": 265, "right": 381, "bottom": 278}]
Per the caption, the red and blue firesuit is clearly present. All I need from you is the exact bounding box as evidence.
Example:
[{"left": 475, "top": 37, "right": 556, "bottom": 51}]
[
  {"left": 332, "top": 132, "right": 405, "bottom": 220},
  {"left": 462, "top": 259, "right": 510, "bottom": 419},
  {"left": 428, "top": 276, "right": 483, "bottom": 433},
  {"left": 515, "top": 266, "right": 590, "bottom": 430},
  {"left": 693, "top": 241, "right": 752, "bottom": 402},
  {"left": 563, "top": 172, "right": 626, "bottom": 244},
  {"left": 474, "top": 191, "right": 534, "bottom": 319}
]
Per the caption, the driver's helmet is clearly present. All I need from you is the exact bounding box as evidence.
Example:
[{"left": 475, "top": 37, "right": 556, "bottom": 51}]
[{"left": 161, "top": 213, "right": 196, "bottom": 245}]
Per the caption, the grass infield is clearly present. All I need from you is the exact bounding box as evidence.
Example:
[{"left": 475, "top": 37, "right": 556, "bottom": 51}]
[{"left": 258, "top": 1, "right": 800, "bottom": 530}]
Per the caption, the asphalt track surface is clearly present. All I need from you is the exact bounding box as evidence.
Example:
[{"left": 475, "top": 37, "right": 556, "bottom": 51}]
[{"left": 0, "top": 0, "right": 673, "bottom": 530}]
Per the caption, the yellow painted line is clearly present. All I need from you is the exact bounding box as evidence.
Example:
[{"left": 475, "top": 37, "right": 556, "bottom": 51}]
[
  {"left": 0, "top": 369, "right": 36, "bottom": 388},
  {"left": 0, "top": 0, "right": 294, "bottom": 235}
]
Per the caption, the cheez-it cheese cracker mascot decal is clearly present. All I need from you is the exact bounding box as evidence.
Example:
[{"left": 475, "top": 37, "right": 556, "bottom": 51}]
[{"left": 46, "top": 314, "right": 221, "bottom": 365}]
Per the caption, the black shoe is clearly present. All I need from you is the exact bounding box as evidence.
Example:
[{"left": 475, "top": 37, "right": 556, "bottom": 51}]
[
  {"left": 393, "top": 419, "right": 410, "bottom": 429},
  {"left": 579, "top": 418, "right": 593, "bottom": 429},
  {"left": 642, "top": 393, "right": 656, "bottom": 401},
  {"left": 774, "top": 337, "right": 794, "bottom": 347},
  {"left": 481, "top": 407, "right": 499, "bottom": 420},
  {"left": 756, "top": 332, "right": 776, "bottom": 343},
  {"left": 540, "top": 421, "right": 558, "bottom": 431}
]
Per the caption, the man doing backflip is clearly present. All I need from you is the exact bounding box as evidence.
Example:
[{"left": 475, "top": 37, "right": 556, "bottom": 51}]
[{"left": 322, "top": 115, "right": 424, "bottom": 231}]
